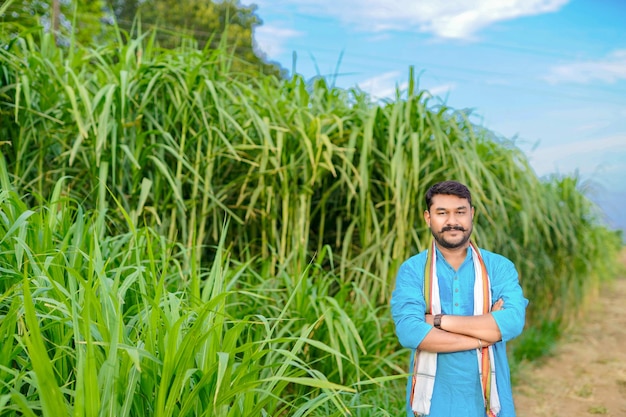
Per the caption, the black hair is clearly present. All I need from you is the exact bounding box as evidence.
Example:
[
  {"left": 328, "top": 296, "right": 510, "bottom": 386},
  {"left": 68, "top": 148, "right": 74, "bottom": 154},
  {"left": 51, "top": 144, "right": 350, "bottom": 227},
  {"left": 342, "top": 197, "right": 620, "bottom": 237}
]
[{"left": 425, "top": 180, "right": 473, "bottom": 210}]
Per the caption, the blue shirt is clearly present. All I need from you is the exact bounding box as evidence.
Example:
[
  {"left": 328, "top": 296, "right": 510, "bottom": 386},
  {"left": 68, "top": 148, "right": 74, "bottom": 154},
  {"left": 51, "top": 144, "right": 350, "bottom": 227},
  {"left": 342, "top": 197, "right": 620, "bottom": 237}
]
[{"left": 391, "top": 246, "right": 528, "bottom": 417}]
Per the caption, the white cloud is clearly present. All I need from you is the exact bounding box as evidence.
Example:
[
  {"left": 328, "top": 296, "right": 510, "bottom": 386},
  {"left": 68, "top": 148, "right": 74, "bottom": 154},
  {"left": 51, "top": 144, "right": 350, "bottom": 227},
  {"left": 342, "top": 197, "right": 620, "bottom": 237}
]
[
  {"left": 357, "top": 71, "right": 455, "bottom": 101},
  {"left": 573, "top": 121, "right": 613, "bottom": 133},
  {"left": 358, "top": 71, "right": 405, "bottom": 99},
  {"left": 527, "top": 133, "right": 626, "bottom": 176},
  {"left": 426, "top": 83, "right": 456, "bottom": 98},
  {"left": 254, "top": 25, "right": 302, "bottom": 59},
  {"left": 253, "top": 0, "right": 569, "bottom": 39},
  {"left": 544, "top": 50, "right": 626, "bottom": 84},
  {"left": 542, "top": 134, "right": 626, "bottom": 156}
]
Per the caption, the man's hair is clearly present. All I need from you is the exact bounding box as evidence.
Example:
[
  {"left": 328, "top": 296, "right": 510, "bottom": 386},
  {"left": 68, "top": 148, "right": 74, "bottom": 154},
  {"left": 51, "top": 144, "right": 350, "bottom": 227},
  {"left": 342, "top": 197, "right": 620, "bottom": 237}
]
[{"left": 425, "top": 180, "right": 473, "bottom": 210}]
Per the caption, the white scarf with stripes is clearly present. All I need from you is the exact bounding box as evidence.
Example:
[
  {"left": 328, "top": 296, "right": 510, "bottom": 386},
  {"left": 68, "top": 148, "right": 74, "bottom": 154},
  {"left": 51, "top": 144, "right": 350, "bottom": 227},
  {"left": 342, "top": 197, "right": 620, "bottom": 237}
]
[{"left": 411, "top": 243, "right": 500, "bottom": 416}]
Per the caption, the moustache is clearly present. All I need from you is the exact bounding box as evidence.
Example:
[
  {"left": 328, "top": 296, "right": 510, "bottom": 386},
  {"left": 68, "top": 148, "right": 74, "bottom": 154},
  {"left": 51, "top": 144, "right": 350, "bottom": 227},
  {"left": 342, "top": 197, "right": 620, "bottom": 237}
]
[{"left": 440, "top": 226, "right": 466, "bottom": 233}]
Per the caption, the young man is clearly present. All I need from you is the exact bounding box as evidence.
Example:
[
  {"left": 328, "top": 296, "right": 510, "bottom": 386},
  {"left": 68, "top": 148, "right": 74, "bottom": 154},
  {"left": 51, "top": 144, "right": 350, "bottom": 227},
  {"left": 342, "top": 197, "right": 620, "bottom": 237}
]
[{"left": 391, "top": 180, "right": 528, "bottom": 417}]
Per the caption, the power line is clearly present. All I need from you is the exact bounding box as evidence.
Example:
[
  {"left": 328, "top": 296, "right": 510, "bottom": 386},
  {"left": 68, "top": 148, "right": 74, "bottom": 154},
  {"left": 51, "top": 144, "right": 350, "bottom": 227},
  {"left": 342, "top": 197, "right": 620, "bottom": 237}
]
[
  {"left": 283, "top": 44, "right": 626, "bottom": 104},
  {"left": 108, "top": 12, "right": 626, "bottom": 104}
]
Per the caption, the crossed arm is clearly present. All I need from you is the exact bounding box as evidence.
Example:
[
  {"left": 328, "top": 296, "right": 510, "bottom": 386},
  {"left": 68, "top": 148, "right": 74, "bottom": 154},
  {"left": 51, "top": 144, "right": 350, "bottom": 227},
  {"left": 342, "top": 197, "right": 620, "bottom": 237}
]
[
  {"left": 417, "top": 299, "right": 504, "bottom": 353},
  {"left": 391, "top": 256, "right": 528, "bottom": 354}
]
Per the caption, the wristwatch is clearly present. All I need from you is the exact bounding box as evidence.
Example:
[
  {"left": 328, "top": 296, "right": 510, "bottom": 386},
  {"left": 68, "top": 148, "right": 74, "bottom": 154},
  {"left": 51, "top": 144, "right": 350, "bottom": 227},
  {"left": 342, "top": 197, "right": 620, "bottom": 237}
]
[{"left": 434, "top": 314, "right": 443, "bottom": 329}]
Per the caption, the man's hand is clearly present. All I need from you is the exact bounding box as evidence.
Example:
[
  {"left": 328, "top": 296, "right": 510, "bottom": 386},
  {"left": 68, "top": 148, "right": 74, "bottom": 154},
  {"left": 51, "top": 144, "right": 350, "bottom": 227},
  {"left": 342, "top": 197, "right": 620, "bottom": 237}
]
[
  {"left": 424, "top": 298, "right": 504, "bottom": 324},
  {"left": 421, "top": 298, "right": 505, "bottom": 350}
]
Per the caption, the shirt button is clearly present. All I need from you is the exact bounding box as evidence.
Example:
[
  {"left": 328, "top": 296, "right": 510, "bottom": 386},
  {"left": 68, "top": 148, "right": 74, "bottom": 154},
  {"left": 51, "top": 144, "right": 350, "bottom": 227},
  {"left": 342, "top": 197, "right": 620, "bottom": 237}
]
[
  {"left": 454, "top": 276, "right": 458, "bottom": 280},
  {"left": 455, "top": 288, "right": 459, "bottom": 293},
  {"left": 455, "top": 303, "right": 459, "bottom": 307}
]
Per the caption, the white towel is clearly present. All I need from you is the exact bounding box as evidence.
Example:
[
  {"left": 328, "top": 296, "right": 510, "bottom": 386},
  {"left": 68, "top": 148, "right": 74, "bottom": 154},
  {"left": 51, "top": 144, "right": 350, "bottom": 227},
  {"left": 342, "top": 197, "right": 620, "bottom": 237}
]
[{"left": 411, "top": 243, "right": 500, "bottom": 416}]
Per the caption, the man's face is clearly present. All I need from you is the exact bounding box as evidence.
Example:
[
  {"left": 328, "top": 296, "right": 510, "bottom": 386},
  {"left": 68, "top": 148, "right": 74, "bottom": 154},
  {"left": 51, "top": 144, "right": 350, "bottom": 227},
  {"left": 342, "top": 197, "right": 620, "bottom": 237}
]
[{"left": 424, "top": 194, "right": 474, "bottom": 250}]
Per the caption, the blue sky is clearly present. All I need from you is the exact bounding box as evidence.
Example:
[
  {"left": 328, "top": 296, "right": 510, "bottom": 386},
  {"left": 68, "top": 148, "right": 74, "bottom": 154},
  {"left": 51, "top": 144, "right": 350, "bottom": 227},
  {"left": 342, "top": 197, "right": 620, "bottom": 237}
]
[{"left": 251, "top": 0, "right": 626, "bottom": 236}]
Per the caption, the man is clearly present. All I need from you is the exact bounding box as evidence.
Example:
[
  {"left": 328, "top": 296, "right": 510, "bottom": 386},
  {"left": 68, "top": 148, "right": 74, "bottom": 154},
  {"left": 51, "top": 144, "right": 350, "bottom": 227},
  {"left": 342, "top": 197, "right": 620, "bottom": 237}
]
[{"left": 391, "top": 180, "right": 528, "bottom": 417}]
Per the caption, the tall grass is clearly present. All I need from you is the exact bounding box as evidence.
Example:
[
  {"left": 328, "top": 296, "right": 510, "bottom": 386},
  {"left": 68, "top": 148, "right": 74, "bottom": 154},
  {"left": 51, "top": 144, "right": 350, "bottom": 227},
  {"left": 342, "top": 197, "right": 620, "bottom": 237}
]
[
  {"left": 0, "top": 22, "right": 622, "bottom": 415},
  {"left": 0, "top": 160, "right": 402, "bottom": 416}
]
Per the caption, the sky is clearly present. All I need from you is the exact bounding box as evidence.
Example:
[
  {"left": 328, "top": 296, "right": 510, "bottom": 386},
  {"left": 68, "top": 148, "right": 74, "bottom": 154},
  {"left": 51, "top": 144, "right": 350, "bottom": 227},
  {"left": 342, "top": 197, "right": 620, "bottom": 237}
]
[{"left": 251, "top": 0, "right": 626, "bottom": 237}]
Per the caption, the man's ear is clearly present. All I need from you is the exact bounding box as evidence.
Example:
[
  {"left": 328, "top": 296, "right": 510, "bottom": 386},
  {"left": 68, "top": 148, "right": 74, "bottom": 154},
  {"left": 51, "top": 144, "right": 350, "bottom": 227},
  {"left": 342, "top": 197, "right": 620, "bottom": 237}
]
[
  {"left": 471, "top": 206, "right": 475, "bottom": 219},
  {"left": 424, "top": 209, "right": 430, "bottom": 226}
]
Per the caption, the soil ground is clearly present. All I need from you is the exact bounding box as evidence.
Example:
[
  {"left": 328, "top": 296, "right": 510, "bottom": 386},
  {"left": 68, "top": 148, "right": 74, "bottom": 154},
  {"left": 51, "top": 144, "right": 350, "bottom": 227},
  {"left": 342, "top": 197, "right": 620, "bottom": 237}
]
[{"left": 513, "top": 250, "right": 626, "bottom": 417}]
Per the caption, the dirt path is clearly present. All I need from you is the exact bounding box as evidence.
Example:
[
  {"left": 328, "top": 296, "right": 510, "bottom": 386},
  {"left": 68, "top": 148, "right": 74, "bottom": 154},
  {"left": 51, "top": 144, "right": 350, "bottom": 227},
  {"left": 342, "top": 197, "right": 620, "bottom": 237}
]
[{"left": 513, "top": 252, "right": 626, "bottom": 417}]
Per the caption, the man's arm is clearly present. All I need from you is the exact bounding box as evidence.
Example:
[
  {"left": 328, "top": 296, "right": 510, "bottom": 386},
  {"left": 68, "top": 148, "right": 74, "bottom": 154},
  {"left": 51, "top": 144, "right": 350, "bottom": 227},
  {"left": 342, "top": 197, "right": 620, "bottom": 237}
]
[
  {"left": 418, "top": 299, "right": 502, "bottom": 352},
  {"left": 391, "top": 252, "right": 527, "bottom": 353},
  {"left": 424, "top": 299, "right": 504, "bottom": 343},
  {"left": 420, "top": 253, "right": 528, "bottom": 351},
  {"left": 391, "top": 259, "right": 436, "bottom": 349},
  {"left": 417, "top": 327, "right": 494, "bottom": 352}
]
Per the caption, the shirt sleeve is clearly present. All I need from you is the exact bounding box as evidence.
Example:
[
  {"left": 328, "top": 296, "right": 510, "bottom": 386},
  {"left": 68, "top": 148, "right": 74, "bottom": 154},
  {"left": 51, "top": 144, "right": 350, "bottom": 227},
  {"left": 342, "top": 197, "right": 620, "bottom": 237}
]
[
  {"left": 390, "top": 256, "right": 434, "bottom": 349},
  {"left": 488, "top": 254, "right": 529, "bottom": 342}
]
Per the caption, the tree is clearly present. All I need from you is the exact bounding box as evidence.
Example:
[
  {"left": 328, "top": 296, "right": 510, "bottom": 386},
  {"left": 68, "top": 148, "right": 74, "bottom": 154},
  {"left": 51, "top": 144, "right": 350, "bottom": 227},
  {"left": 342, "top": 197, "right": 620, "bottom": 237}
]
[
  {"left": 0, "top": 0, "right": 48, "bottom": 37},
  {"left": 0, "top": 0, "right": 111, "bottom": 46},
  {"left": 2, "top": 0, "right": 284, "bottom": 77},
  {"left": 108, "top": 0, "right": 285, "bottom": 77}
]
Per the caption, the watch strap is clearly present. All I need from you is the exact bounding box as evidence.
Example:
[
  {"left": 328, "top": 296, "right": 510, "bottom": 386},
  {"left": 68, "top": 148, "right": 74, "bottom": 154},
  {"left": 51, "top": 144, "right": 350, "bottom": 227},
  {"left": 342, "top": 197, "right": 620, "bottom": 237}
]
[{"left": 434, "top": 314, "right": 443, "bottom": 329}]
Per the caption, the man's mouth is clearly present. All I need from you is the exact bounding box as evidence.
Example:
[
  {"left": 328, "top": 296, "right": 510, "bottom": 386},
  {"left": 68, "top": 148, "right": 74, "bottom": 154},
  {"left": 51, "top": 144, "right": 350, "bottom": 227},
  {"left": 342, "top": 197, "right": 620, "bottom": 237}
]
[{"left": 441, "top": 226, "right": 465, "bottom": 233}]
